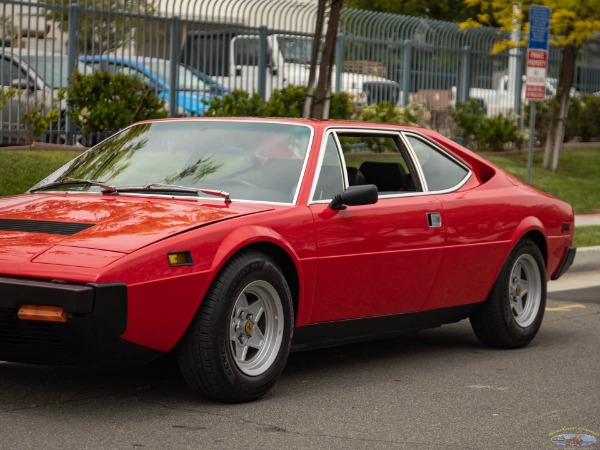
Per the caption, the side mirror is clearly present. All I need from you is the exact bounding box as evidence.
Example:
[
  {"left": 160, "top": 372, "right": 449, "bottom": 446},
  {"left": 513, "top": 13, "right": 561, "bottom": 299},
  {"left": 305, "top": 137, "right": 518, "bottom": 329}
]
[
  {"left": 11, "top": 78, "right": 35, "bottom": 91},
  {"left": 329, "top": 184, "right": 378, "bottom": 211}
]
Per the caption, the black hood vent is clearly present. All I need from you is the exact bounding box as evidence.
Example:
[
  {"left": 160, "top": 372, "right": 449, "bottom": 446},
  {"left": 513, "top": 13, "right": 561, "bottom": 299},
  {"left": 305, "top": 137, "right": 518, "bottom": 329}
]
[{"left": 0, "top": 219, "right": 95, "bottom": 236}]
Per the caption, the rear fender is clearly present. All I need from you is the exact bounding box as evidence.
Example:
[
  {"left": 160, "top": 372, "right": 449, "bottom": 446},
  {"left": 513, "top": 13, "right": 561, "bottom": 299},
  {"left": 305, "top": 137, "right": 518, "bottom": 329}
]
[{"left": 503, "top": 216, "right": 548, "bottom": 270}]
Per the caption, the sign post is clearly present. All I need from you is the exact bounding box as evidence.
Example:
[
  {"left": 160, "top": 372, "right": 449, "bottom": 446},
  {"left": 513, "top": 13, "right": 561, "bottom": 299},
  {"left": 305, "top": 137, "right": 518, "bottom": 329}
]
[{"left": 525, "top": 5, "right": 551, "bottom": 184}]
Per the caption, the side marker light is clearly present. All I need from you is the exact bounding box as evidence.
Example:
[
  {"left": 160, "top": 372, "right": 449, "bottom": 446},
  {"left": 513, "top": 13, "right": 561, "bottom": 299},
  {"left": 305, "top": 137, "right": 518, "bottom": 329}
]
[{"left": 167, "top": 251, "right": 193, "bottom": 266}]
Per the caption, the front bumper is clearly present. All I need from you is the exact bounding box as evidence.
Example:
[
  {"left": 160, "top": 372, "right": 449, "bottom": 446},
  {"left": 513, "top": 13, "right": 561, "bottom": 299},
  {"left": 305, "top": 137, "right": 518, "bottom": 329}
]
[{"left": 0, "top": 276, "right": 160, "bottom": 368}]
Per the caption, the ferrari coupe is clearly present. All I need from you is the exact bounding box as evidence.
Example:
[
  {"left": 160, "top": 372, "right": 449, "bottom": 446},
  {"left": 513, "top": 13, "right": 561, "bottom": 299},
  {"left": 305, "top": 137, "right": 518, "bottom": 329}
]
[{"left": 0, "top": 118, "right": 576, "bottom": 402}]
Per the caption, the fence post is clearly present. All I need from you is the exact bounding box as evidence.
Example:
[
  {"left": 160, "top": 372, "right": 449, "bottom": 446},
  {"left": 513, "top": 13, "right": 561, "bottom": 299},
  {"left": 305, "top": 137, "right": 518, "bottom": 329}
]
[
  {"left": 401, "top": 39, "right": 411, "bottom": 106},
  {"left": 459, "top": 45, "right": 470, "bottom": 103},
  {"left": 258, "top": 26, "right": 268, "bottom": 100},
  {"left": 66, "top": 4, "right": 80, "bottom": 145},
  {"left": 514, "top": 46, "right": 525, "bottom": 116},
  {"left": 335, "top": 33, "right": 345, "bottom": 93},
  {"left": 169, "top": 16, "right": 181, "bottom": 117}
]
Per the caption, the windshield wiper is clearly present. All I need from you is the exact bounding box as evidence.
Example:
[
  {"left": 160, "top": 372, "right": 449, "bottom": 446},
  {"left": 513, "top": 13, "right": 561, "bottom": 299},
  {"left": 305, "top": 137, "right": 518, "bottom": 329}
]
[
  {"left": 116, "top": 183, "right": 231, "bottom": 203},
  {"left": 30, "top": 178, "right": 117, "bottom": 194}
]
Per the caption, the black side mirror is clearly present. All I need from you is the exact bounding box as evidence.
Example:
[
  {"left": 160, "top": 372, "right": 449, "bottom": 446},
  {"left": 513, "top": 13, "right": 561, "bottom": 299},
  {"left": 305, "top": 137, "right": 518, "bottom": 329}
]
[{"left": 329, "top": 184, "right": 378, "bottom": 211}]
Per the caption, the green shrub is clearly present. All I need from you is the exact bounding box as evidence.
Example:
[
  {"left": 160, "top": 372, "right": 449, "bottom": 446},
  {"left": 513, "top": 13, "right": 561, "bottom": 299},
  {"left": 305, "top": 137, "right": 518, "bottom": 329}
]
[
  {"left": 451, "top": 100, "right": 486, "bottom": 147},
  {"left": 21, "top": 92, "right": 63, "bottom": 144},
  {"left": 203, "top": 89, "right": 263, "bottom": 117},
  {"left": 452, "top": 100, "right": 523, "bottom": 151},
  {"left": 524, "top": 98, "right": 556, "bottom": 145},
  {"left": 0, "top": 87, "right": 18, "bottom": 110},
  {"left": 66, "top": 69, "right": 167, "bottom": 135},
  {"left": 565, "top": 94, "right": 600, "bottom": 142},
  {"left": 477, "top": 114, "right": 525, "bottom": 151},
  {"left": 353, "top": 101, "right": 431, "bottom": 126},
  {"left": 203, "top": 85, "right": 355, "bottom": 119}
]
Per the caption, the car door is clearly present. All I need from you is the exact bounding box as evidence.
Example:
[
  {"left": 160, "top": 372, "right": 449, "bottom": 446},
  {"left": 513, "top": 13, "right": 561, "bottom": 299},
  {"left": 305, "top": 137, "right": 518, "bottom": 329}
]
[
  {"left": 307, "top": 129, "right": 444, "bottom": 323},
  {"left": 400, "top": 132, "right": 499, "bottom": 311}
]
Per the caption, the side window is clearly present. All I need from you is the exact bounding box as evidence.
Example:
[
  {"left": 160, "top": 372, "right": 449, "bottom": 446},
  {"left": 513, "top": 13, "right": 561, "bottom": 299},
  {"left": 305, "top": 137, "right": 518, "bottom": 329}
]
[
  {"left": 234, "top": 37, "right": 260, "bottom": 66},
  {"left": 337, "top": 133, "right": 419, "bottom": 194},
  {"left": 233, "top": 37, "right": 273, "bottom": 67},
  {"left": 312, "top": 134, "right": 344, "bottom": 201},
  {"left": 1, "top": 59, "right": 28, "bottom": 87},
  {"left": 406, "top": 135, "right": 469, "bottom": 191}
]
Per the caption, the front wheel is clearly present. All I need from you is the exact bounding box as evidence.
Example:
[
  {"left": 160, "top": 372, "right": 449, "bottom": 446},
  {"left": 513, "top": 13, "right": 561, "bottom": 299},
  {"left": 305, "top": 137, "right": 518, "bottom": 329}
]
[
  {"left": 176, "top": 251, "right": 294, "bottom": 402},
  {"left": 470, "top": 239, "right": 546, "bottom": 348}
]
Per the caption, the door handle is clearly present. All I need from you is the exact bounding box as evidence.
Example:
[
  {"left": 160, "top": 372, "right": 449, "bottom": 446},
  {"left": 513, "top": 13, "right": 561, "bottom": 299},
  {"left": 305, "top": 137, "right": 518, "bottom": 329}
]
[{"left": 427, "top": 212, "right": 442, "bottom": 228}]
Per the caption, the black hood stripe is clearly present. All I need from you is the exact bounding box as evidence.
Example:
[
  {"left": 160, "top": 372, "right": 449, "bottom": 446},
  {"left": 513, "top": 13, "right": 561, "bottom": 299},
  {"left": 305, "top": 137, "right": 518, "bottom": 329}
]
[{"left": 0, "top": 219, "right": 95, "bottom": 236}]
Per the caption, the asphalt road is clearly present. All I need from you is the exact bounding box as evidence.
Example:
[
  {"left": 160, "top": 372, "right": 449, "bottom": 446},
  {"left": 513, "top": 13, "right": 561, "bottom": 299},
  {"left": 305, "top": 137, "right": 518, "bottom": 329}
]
[{"left": 1, "top": 274, "right": 598, "bottom": 449}]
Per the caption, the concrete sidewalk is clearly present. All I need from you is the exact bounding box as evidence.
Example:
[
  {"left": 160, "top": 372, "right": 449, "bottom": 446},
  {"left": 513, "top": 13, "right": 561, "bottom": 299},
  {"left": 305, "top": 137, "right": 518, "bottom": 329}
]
[
  {"left": 572, "top": 214, "right": 600, "bottom": 273},
  {"left": 575, "top": 214, "right": 600, "bottom": 227}
]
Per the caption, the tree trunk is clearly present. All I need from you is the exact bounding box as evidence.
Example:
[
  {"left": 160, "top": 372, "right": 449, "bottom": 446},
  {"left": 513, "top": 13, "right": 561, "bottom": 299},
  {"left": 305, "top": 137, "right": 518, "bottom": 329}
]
[
  {"left": 544, "top": 44, "right": 578, "bottom": 172},
  {"left": 550, "top": 45, "right": 578, "bottom": 172},
  {"left": 312, "top": 0, "right": 343, "bottom": 119},
  {"left": 303, "top": 0, "right": 326, "bottom": 119},
  {"left": 542, "top": 104, "right": 557, "bottom": 168}
]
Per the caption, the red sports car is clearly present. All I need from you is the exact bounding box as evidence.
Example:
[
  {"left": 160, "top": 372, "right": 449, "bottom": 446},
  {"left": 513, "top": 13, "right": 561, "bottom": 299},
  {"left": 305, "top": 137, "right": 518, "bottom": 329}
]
[{"left": 0, "top": 118, "right": 576, "bottom": 402}]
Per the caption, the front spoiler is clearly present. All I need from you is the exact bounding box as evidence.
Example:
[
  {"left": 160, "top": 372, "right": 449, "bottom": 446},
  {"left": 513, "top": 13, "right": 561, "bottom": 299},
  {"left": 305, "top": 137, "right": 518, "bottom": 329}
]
[{"left": 0, "top": 276, "right": 161, "bottom": 368}]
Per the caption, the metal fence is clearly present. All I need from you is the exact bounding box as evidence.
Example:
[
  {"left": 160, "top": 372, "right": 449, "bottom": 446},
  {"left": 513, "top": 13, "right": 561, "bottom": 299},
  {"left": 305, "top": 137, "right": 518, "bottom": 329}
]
[{"left": 2, "top": 0, "right": 600, "bottom": 145}]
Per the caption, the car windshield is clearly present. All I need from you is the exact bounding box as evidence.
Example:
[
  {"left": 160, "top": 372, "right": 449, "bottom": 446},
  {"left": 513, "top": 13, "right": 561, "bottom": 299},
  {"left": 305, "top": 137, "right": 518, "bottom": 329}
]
[
  {"left": 277, "top": 36, "right": 320, "bottom": 65},
  {"left": 33, "top": 121, "right": 312, "bottom": 203}
]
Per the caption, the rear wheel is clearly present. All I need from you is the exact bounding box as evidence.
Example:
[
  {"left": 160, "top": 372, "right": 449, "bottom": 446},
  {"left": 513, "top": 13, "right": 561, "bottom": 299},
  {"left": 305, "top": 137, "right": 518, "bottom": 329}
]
[
  {"left": 176, "top": 251, "right": 293, "bottom": 402},
  {"left": 470, "top": 239, "right": 546, "bottom": 348}
]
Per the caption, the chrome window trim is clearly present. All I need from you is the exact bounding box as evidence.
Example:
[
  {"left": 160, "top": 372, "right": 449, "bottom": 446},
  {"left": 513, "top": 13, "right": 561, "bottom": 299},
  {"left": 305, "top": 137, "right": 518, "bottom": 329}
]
[
  {"left": 309, "top": 126, "right": 428, "bottom": 205},
  {"left": 308, "top": 130, "right": 348, "bottom": 204},
  {"left": 401, "top": 131, "right": 472, "bottom": 194}
]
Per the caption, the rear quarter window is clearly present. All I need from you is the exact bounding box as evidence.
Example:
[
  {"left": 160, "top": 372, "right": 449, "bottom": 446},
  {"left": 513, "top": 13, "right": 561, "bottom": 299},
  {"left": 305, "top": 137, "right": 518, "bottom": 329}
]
[{"left": 405, "top": 134, "right": 469, "bottom": 192}]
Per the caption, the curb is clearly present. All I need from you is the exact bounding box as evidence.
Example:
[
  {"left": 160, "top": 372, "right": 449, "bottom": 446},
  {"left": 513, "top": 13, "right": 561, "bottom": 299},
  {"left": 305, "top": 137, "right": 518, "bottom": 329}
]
[{"left": 570, "top": 245, "right": 600, "bottom": 272}]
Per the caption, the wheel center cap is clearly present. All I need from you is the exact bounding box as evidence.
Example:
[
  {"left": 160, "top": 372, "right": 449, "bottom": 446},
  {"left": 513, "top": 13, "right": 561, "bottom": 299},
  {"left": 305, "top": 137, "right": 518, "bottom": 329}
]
[
  {"left": 244, "top": 320, "right": 254, "bottom": 335},
  {"left": 516, "top": 285, "right": 522, "bottom": 296}
]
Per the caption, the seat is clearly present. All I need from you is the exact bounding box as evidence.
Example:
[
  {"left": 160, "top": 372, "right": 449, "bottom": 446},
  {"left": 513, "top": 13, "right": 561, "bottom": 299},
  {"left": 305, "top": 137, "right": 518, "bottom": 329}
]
[
  {"left": 359, "top": 161, "right": 410, "bottom": 192},
  {"left": 346, "top": 167, "right": 365, "bottom": 186}
]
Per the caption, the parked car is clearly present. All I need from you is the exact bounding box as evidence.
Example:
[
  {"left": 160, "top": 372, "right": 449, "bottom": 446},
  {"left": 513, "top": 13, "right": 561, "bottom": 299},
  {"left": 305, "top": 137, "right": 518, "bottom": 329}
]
[
  {"left": 80, "top": 56, "right": 227, "bottom": 116},
  {"left": 0, "top": 50, "right": 89, "bottom": 145},
  {"left": 0, "top": 118, "right": 576, "bottom": 402}
]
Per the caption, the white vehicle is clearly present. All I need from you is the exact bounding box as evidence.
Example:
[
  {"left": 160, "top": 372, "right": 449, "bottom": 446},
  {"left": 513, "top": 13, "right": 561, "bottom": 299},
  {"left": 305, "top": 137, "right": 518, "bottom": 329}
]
[
  {"left": 450, "top": 75, "right": 574, "bottom": 117},
  {"left": 181, "top": 31, "right": 402, "bottom": 105},
  {"left": 0, "top": 50, "right": 90, "bottom": 145}
]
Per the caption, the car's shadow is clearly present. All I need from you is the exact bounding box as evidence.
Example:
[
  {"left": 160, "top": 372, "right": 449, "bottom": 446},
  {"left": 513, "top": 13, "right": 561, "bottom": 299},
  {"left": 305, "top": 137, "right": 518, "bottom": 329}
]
[{"left": 1, "top": 320, "right": 564, "bottom": 409}]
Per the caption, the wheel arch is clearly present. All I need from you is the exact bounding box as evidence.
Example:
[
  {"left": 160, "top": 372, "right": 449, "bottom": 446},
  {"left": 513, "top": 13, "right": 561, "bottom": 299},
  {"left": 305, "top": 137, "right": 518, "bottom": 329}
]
[
  {"left": 508, "top": 216, "right": 548, "bottom": 264},
  {"left": 208, "top": 225, "right": 303, "bottom": 323},
  {"left": 230, "top": 241, "right": 300, "bottom": 321}
]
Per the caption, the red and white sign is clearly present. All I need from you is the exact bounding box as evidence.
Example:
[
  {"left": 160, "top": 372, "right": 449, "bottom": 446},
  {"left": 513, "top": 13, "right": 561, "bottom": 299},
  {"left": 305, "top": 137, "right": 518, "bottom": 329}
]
[
  {"left": 525, "top": 5, "right": 551, "bottom": 102},
  {"left": 525, "top": 49, "right": 548, "bottom": 101}
]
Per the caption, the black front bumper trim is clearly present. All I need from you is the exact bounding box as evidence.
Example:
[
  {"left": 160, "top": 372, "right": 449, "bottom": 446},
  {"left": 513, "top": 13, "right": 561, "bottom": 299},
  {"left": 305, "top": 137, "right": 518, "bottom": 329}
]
[{"left": 0, "top": 277, "right": 161, "bottom": 368}]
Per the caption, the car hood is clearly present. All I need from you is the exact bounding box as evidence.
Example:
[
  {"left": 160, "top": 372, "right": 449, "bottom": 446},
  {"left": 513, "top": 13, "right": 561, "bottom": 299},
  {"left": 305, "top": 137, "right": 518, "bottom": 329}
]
[{"left": 0, "top": 194, "right": 272, "bottom": 264}]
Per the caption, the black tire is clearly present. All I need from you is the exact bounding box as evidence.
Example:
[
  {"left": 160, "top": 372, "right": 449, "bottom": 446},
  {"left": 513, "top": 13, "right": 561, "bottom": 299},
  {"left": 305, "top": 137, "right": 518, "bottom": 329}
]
[
  {"left": 176, "top": 251, "right": 294, "bottom": 402},
  {"left": 470, "top": 239, "right": 546, "bottom": 349}
]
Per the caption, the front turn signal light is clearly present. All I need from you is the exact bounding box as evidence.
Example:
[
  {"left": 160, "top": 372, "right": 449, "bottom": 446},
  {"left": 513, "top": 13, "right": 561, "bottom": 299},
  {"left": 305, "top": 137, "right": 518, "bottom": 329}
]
[{"left": 18, "top": 305, "right": 67, "bottom": 323}]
